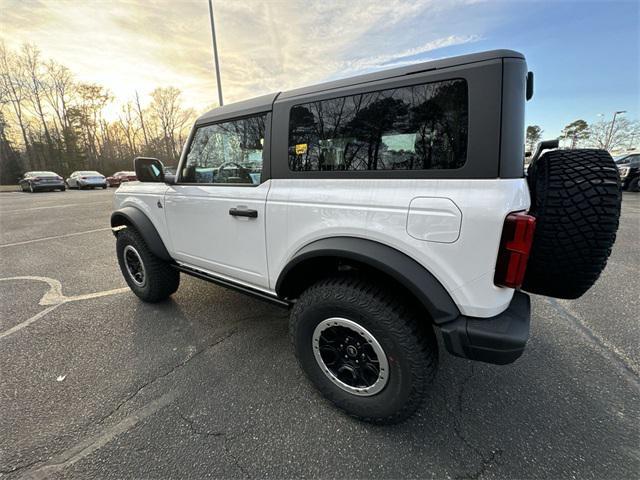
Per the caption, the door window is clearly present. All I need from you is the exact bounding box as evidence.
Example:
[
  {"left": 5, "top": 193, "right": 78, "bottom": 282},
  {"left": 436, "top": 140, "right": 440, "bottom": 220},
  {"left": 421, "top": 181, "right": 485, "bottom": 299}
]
[{"left": 181, "top": 114, "right": 267, "bottom": 184}]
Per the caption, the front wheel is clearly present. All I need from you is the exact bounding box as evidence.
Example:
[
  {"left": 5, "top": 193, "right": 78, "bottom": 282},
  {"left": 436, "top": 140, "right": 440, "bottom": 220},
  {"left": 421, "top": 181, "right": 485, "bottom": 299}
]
[
  {"left": 629, "top": 177, "right": 640, "bottom": 192},
  {"left": 116, "top": 228, "right": 179, "bottom": 302},
  {"left": 289, "top": 275, "right": 438, "bottom": 424}
]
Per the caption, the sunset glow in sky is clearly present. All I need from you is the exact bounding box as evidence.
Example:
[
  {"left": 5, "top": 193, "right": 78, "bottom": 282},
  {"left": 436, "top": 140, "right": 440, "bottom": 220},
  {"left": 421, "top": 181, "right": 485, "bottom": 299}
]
[{"left": 1, "top": 0, "right": 638, "bottom": 136}]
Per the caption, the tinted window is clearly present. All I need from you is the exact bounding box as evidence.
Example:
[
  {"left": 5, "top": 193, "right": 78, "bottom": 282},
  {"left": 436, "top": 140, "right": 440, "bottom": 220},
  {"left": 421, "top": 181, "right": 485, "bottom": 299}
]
[
  {"left": 288, "top": 79, "right": 468, "bottom": 172},
  {"left": 182, "top": 114, "right": 266, "bottom": 184}
]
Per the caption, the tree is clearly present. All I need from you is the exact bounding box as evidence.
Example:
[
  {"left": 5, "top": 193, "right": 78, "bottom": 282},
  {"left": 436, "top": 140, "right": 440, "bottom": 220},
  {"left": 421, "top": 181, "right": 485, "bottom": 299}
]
[
  {"left": 0, "top": 41, "right": 33, "bottom": 170},
  {"left": 559, "top": 119, "right": 589, "bottom": 149},
  {"left": 0, "top": 109, "right": 23, "bottom": 183},
  {"left": 589, "top": 117, "right": 640, "bottom": 151},
  {"left": 525, "top": 125, "right": 543, "bottom": 152},
  {"left": 0, "top": 41, "right": 197, "bottom": 183},
  {"left": 149, "top": 87, "right": 194, "bottom": 163}
]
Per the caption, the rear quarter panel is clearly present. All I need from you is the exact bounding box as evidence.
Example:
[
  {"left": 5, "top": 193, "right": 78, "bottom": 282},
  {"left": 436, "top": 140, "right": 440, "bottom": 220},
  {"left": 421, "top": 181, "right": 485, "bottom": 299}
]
[{"left": 266, "top": 178, "right": 530, "bottom": 317}]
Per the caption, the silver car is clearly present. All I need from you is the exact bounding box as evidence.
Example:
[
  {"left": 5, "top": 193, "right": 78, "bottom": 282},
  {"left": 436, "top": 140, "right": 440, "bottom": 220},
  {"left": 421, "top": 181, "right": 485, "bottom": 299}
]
[{"left": 66, "top": 171, "right": 107, "bottom": 189}]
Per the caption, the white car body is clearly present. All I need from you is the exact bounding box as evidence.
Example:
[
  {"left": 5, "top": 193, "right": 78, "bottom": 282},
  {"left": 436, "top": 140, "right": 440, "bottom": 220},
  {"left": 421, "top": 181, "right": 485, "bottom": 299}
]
[{"left": 114, "top": 177, "right": 528, "bottom": 317}]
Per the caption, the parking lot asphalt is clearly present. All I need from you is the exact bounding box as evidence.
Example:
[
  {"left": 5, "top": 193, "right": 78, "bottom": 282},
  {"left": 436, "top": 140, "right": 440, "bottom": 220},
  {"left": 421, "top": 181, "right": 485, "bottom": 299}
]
[{"left": 0, "top": 188, "right": 638, "bottom": 479}]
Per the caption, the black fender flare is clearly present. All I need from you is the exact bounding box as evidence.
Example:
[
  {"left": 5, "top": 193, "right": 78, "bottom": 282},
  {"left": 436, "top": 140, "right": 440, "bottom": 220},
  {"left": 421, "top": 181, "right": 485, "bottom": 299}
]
[
  {"left": 275, "top": 237, "right": 460, "bottom": 325},
  {"left": 110, "top": 206, "right": 172, "bottom": 262}
]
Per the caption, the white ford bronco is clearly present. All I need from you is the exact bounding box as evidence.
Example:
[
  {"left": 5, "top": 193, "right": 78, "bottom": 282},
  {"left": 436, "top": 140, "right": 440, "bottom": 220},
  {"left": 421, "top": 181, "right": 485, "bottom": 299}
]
[{"left": 112, "top": 50, "right": 621, "bottom": 424}]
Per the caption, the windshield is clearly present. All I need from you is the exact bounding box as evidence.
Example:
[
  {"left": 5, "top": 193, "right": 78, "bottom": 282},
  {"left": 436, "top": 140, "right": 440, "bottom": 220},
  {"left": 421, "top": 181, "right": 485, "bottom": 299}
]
[{"left": 615, "top": 154, "right": 639, "bottom": 166}]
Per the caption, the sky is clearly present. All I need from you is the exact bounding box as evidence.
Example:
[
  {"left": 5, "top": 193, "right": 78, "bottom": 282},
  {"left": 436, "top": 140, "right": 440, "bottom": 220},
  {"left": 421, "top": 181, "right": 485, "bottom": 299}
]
[{"left": 0, "top": 0, "right": 638, "bottom": 138}]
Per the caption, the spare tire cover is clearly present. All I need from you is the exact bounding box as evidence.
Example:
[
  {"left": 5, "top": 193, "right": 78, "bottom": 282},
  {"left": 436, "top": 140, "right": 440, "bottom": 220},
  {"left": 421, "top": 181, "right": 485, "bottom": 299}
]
[{"left": 523, "top": 149, "right": 621, "bottom": 299}]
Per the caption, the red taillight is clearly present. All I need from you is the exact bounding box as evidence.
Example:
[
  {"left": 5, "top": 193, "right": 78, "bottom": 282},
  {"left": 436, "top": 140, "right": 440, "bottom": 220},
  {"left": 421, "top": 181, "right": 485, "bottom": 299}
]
[
  {"left": 81, "top": 176, "right": 87, "bottom": 179},
  {"left": 494, "top": 212, "right": 536, "bottom": 289}
]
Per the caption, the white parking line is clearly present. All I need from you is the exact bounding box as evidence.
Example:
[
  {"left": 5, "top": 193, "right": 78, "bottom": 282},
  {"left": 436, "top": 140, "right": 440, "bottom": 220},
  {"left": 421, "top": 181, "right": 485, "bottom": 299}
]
[
  {"left": 2, "top": 202, "right": 110, "bottom": 214},
  {"left": 0, "top": 227, "right": 111, "bottom": 248},
  {"left": 23, "top": 391, "right": 177, "bottom": 480},
  {"left": 0, "top": 276, "right": 130, "bottom": 340}
]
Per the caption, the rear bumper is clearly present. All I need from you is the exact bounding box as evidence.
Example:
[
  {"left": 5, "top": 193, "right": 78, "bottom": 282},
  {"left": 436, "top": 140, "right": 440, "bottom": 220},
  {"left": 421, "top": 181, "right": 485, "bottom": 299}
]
[
  {"left": 33, "top": 182, "right": 65, "bottom": 190},
  {"left": 438, "top": 291, "right": 530, "bottom": 365},
  {"left": 79, "top": 181, "right": 107, "bottom": 187}
]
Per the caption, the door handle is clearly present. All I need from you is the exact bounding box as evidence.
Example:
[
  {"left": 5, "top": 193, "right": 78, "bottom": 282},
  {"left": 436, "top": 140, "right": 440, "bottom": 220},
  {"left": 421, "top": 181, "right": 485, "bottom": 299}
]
[{"left": 229, "top": 207, "right": 258, "bottom": 218}]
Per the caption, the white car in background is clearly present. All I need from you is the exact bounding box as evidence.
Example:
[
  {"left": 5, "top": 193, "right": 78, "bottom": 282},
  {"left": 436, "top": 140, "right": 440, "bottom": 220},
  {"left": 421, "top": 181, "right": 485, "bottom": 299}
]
[{"left": 66, "top": 171, "right": 107, "bottom": 189}]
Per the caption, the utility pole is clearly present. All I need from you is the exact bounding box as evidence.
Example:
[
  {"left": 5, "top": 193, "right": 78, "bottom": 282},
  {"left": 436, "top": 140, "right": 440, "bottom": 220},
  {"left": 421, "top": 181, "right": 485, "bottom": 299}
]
[
  {"left": 208, "top": 0, "right": 224, "bottom": 106},
  {"left": 605, "top": 110, "right": 626, "bottom": 151}
]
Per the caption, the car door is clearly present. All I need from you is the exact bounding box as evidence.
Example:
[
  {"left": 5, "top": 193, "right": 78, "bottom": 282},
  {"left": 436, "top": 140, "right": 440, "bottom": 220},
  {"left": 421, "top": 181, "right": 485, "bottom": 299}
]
[{"left": 164, "top": 113, "right": 271, "bottom": 289}]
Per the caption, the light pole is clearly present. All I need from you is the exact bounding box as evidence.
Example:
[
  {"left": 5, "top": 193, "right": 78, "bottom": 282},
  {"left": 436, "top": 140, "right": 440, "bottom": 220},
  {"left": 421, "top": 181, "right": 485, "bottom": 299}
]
[
  {"left": 605, "top": 110, "right": 626, "bottom": 151},
  {"left": 208, "top": 0, "right": 224, "bottom": 106}
]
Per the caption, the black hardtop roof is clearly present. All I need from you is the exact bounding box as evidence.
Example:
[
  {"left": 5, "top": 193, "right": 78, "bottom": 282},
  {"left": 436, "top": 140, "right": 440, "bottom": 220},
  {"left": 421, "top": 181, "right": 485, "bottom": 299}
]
[{"left": 195, "top": 49, "right": 523, "bottom": 125}]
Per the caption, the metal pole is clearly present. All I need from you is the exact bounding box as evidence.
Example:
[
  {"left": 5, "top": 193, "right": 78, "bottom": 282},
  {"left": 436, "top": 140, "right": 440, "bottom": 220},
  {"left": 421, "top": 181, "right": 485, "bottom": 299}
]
[
  {"left": 208, "top": 0, "right": 224, "bottom": 106},
  {"left": 605, "top": 110, "right": 626, "bottom": 151}
]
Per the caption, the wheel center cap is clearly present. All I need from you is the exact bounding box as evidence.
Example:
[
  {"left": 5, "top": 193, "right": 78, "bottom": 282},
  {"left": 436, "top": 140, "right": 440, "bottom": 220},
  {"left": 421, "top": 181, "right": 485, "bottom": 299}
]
[{"left": 346, "top": 345, "right": 358, "bottom": 357}]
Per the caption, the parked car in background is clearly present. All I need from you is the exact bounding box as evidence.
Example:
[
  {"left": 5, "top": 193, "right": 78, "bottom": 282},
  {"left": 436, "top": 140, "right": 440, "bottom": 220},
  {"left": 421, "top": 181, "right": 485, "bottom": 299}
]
[
  {"left": 19, "top": 171, "right": 66, "bottom": 192},
  {"left": 66, "top": 171, "right": 107, "bottom": 189},
  {"left": 107, "top": 171, "right": 137, "bottom": 187},
  {"left": 615, "top": 152, "right": 639, "bottom": 191}
]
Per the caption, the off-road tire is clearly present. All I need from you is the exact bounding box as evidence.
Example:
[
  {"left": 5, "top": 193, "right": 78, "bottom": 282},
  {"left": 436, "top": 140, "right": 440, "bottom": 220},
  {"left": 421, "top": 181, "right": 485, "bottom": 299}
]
[
  {"left": 289, "top": 275, "right": 438, "bottom": 424},
  {"left": 523, "top": 149, "right": 621, "bottom": 299},
  {"left": 116, "top": 228, "right": 179, "bottom": 302}
]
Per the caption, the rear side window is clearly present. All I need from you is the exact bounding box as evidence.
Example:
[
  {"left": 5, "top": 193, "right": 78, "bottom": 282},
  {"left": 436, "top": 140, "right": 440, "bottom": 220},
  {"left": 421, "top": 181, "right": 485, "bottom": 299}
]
[
  {"left": 288, "top": 79, "right": 468, "bottom": 172},
  {"left": 182, "top": 114, "right": 266, "bottom": 185}
]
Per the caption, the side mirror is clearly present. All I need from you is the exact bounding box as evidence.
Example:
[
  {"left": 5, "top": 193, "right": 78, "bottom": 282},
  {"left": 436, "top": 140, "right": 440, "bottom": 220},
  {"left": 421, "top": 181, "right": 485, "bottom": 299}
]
[
  {"left": 134, "top": 157, "right": 165, "bottom": 182},
  {"left": 526, "top": 71, "right": 534, "bottom": 101}
]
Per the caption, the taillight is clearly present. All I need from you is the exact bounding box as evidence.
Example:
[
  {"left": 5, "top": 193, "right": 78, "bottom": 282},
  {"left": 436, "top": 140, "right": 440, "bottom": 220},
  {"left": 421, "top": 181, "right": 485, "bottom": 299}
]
[
  {"left": 33, "top": 177, "right": 41, "bottom": 181},
  {"left": 81, "top": 176, "right": 87, "bottom": 179},
  {"left": 494, "top": 212, "right": 536, "bottom": 289},
  {"left": 56, "top": 176, "right": 62, "bottom": 180}
]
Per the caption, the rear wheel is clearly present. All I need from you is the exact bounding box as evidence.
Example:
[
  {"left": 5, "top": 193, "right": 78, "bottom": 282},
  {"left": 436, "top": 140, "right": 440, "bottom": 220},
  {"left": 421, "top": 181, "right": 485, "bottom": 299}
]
[
  {"left": 523, "top": 149, "right": 621, "bottom": 299},
  {"left": 629, "top": 177, "right": 640, "bottom": 192},
  {"left": 116, "top": 228, "right": 180, "bottom": 302},
  {"left": 290, "top": 275, "right": 437, "bottom": 424}
]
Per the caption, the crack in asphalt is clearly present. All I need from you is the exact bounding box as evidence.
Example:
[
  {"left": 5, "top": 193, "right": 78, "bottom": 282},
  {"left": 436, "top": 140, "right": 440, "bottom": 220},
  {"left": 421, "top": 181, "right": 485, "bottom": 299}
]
[
  {"left": 174, "top": 407, "right": 251, "bottom": 479},
  {"left": 442, "top": 365, "right": 504, "bottom": 480},
  {"left": 0, "top": 458, "right": 41, "bottom": 476},
  {"left": 548, "top": 297, "right": 640, "bottom": 389},
  {"left": 2, "top": 311, "right": 285, "bottom": 478},
  {"left": 176, "top": 408, "right": 225, "bottom": 438},
  {"left": 97, "top": 328, "right": 240, "bottom": 426}
]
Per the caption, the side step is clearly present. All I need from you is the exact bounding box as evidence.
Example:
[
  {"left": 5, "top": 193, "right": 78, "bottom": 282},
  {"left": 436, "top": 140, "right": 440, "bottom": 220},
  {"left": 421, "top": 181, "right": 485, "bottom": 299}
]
[{"left": 174, "top": 264, "right": 291, "bottom": 308}]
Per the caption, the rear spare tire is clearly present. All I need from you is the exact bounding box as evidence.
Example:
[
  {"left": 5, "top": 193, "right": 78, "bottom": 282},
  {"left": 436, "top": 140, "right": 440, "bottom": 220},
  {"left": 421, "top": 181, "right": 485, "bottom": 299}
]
[{"left": 523, "top": 149, "right": 621, "bottom": 299}]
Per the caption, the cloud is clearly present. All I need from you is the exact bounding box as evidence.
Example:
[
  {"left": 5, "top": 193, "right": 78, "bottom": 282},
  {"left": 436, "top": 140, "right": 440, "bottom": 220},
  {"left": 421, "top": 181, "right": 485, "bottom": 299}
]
[{"left": 0, "top": 0, "right": 489, "bottom": 114}]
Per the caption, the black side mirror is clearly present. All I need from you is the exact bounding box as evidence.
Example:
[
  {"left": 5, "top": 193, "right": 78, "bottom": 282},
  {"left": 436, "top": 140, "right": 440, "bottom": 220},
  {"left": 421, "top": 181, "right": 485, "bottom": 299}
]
[
  {"left": 134, "top": 157, "right": 165, "bottom": 182},
  {"left": 526, "top": 71, "right": 534, "bottom": 101}
]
